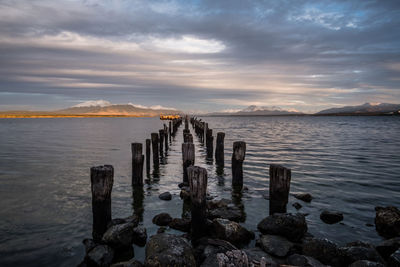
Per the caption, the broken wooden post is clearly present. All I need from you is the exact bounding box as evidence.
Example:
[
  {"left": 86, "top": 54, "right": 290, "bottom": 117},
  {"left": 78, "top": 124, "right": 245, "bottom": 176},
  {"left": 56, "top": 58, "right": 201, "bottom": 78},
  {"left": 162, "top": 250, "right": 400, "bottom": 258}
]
[
  {"left": 184, "top": 133, "right": 193, "bottom": 143},
  {"left": 215, "top": 132, "right": 225, "bottom": 166},
  {"left": 269, "top": 164, "right": 291, "bottom": 215},
  {"left": 151, "top": 133, "right": 159, "bottom": 166},
  {"left": 232, "top": 141, "right": 246, "bottom": 187},
  {"left": 146, "top": 139, "right": 151, "bottom": 174},
  {"left": 206, "top": 129, "right": 213, "bottom": 159},
  {"left": 182, "top": 143, "right": 195, "bottom": 184},
  {"left": 188, "top": 166, "right": 208, "bottom": 243},
  {"left": 159, "top": 129, "right": 164, "bottom": 156},
  {"left": 131, "top": 143, "right": 144, "bottom": 185},
  {"left": 90, "top": 165, "right": 114, "bottom": 242}
]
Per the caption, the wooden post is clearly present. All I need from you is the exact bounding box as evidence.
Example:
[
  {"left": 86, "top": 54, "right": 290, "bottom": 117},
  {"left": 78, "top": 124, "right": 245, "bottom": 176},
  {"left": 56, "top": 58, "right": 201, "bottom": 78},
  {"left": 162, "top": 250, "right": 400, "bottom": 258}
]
[
  {"left": 164, "top": 128, "right": 168, "bottom": 151},
  {"left": 215, "top": 132, "right": 225, "bottom": 166},
  {"left": 151, "top": 133, "right": 159, "bottom": 166},
  {"left": 182, "top": 143, "right": 195, "bottom": 184},
  {"left": 269, "top": 164, "right": 291, "bottom": 215},
  {"left": 206, "top": 129, "right": 213, "bottom": 159},
  {"left": 146, "top": 139, "right": 151, "bottom": 174},
  {"left": 185, "top": 116, "right": 189, "bottom": 130},
  {"left": 131, "top": 143, "right": 144, "bottom": 185},
  {"left": 232, "top": 141, "right": 246, "bottom": 187},
  {"left": 184, "top": 133, "right": 193, "bottom": 143},
  {"left": 91, "top": 165, "right": 114, "bottom": 242},
  {"left": 188, "top": 166, "right": 208, "bottom": 243},
  {"left": 204, "top": 123, "right": 208, "bottom": 146},
  {"left": 159, "top": 129, "right": 164, "bottom": 156},
  {"left": 169, "top": 121, "right": 172, "bottom": 141}
]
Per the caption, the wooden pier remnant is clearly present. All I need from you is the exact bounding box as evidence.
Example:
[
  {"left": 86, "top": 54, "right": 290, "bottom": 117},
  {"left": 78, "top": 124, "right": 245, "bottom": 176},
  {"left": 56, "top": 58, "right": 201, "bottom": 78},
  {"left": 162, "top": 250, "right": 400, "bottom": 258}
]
[
  {"left": 269, "top": 164, "right": 291, "bottom": 215},
  {"left": 188, "top": 166, "right": 208, "bottom": 243},
  {"left": 232, "top": 141, "right": 246, "bottom": 187},
  {"left": 159, "top": 129, "right": 164, "bottom": 156},
  {"left": 215, "top": 132, "right": 225, "bottom": 166},
  {"left": 151, "top": 133, "right": 159, "bottom": 166},
  {"left": 131, "top": 143, "right": 144, "bottom": 185},
  {"left": 206, "top": 128, "right": 213, "bottom": 159},
  {"left": 146, "top": 139, "right": 151, "bottom": 174},
  {"left": 184, "top": 133, "right": 193, "bottom": 143},
  {"left": 90, "top": 165, "right": 114, "bottom": 242},
  {"left": 169, "top": 121, "right": 172, "bottom": 141},
  {"left": 182, "top": 143, "right": 195, "bottom": 183},
  {"left": 164, "top": 128, "right": 168, "bottom": 151}
]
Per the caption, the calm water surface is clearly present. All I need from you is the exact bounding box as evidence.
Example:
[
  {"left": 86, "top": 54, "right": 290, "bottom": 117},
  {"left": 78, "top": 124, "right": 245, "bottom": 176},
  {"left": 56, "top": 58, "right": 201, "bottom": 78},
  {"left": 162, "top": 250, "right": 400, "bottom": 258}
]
[{"left": 0, "top": 116, "right": 399, "bottom": 266}]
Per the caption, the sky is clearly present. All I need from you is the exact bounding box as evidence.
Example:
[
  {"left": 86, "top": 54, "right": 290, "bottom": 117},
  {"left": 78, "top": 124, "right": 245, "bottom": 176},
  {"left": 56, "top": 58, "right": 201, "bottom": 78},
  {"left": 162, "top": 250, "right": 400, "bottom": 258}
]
[{"left": 0, "top": 0, "right": 399, "bottom": 113}]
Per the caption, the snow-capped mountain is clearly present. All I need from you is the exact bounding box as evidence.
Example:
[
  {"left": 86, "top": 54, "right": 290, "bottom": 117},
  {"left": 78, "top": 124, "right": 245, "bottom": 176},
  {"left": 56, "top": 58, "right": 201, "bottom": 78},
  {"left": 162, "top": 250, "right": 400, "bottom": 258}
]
[{"left": 207, "top": 105, "right": 302, "bottom": 116}]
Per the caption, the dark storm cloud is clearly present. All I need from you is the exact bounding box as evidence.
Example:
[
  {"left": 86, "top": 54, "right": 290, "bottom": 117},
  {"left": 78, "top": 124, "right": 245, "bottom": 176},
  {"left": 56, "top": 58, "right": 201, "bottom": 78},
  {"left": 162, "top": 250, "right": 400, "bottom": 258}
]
[{"left": 0, "top": 0, "right": 399, "bottom": 112}]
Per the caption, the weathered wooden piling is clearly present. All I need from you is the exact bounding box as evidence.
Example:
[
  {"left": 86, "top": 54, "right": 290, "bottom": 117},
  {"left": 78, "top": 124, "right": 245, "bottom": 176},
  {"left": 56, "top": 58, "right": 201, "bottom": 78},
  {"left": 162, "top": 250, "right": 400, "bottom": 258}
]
[
  {"left": 159, "top": 129, "right": 164, "bottom": 156},
  {"left": 269, "top": 164, "right": 291, "bottom": 215},
  {"left": 204, "top": 123, "right": 209, "bottom": 146},
  {"left": 182, "top": 143, "right": 195, "bottom": 183},
  {"left": 169, "top": 121, "right": 172, "bottom": 141},
  {"left": 164, "top": 128, "right": 168, "bottom": 151},
  {"left": 215, "top": 132, "right": 225, "bottom": 166},
  {"left": 146, "top": 139, "right": 151, "bottom": 174},
  {"left": 90, "top": 165, "right": 114, "bottom": 242},
  {"left": 151, "top": 133, "right": 159, "bottom": 166},
  {"left": 185, "top": 116, "right": 189, "bottom": 130},
  {"left": 206, "top": 129, "right": 213, "bottom": 159},
  {"left": 232, "top": 141, "right": 246, "bottom": 187},
  {"left": 188, "top": 166, "right": 208, "bottom": 243},
  {"left": 184, "top": 133, "right": 193, "bottom": 143},
  {"left": 131, "top": 143, "right": 144, "bottom": 185}
]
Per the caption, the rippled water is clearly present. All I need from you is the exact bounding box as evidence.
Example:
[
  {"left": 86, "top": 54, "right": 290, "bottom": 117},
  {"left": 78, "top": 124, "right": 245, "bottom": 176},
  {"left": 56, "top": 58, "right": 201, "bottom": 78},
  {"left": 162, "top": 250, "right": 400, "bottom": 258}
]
[{"left": 0, "top": 116, "right": 399, "bottom": 266}]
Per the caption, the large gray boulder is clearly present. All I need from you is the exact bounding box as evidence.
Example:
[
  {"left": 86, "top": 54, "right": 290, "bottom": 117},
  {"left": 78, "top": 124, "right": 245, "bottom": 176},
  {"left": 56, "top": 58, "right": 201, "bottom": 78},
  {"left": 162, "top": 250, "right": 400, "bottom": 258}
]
[
  {"left": 102, "top": 222, "right": 135, "bottom": 249},
  {"left": 375, "top": 206, "right": 400, "bottom": 238},
  {"left": 212, "top": 218, "right": 254, "bottom": 247},
  {"left": 145, "top": 233, "right": 196, "bottom": 267},
  {"left": 216, "top": 250, "right": 249, "bottom": 266},
  {"left": 243, "top": 247, "right": 280, "bottom": 267},
  {"left": 85, "top": 244, "right": 114, "bottom": 267},
  {"left": 257, "top": 234, "right": 294, "bottom": 257},
  {"left": 339, "top": 246, "right": 384, "bottom": 265},
  {"left": 169, "top": 217, "right": 191, "bottom": 232},
  {"left": 257, "top": 213, "right": 307, "bottom": 242},
  {"left": 302, "top": 238, "right": 343, "bottom": 267},
  {"left": 132, "top": 226, "right": 147, "bottom": 247},
  {"left": 376, "top": 237, "right": 400, "bottom": 259},
  {"left": 320, "top": 210, "right": 344, "bottom": 224}
]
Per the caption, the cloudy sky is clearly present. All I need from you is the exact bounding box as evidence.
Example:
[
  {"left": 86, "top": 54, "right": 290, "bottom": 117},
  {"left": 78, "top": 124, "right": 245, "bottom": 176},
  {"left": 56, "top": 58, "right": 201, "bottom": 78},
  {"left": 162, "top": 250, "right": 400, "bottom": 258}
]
[{"left": 0, "top": 0, "right": 399, "bottom": 112}]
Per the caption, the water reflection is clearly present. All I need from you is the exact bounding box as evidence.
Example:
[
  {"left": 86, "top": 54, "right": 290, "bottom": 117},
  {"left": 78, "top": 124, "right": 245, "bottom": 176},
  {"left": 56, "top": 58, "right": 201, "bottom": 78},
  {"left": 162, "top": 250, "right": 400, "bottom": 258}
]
[{"left": 132, "top": 186, "right": 145, "bottom": 222}]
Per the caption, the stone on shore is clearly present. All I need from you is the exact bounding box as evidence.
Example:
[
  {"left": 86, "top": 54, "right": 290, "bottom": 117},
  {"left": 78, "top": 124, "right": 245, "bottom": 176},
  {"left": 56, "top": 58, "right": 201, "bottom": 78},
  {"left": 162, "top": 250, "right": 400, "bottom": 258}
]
[
  {"left": 388, "top": 248, "right": 400, "bottom": 266},
  {"left": 159, "top": 192, "right": 172, "bottom": 201},
  {"left": 152, "top": 213, "right": 172, "bottom": 226},
  {"left": 212, "top": 218, "right": 255, "bottom": 247},
  {"left": 293, "top": 202, "right": 302, "bottom": 210},
  {"left": 216, "top": 250, "right": 249, "bottom": 266},
  {"left": 83, "top": 238, "right": 97, "bottom": 253},
  {"left": 85, "top": 244, "right": 114, "bottom": 267},
  {"left": 339, "top": 246, "right": 384, "bottom": 265},
  {"left": 243, "top": 247, "right": 281, "bottom": 266},
  {"left": 349, "top": 260, "right": 385, "bottom": 267},
  {"left": 195, "top": 238, "right": 238, "bottom": 267},
  {"left": 375, "top": 206, "right": 400, "bottom": 238},
  {"left": 102, "top": 222, "right": 135, "bottom": 249},
  {"left": 287, "top": 254, "right": 326, "bottom": 267},
  {"left": 257, "top": 213, "right": 307, "bottom": 242},
  {"left": 145, "top": 233, "right": 196, "bottom": 267},
  {"left": 294, "top": 193, "right": 313, "bottom": 202},
  {"left": 376, "top": 237, "right": 400, "bottom": 259},
  {"left": 132, "top": 226, "right": 147, "bottom": 247},
  {"left": 107, "top": 215, "right": 139, "bottom": 229},
  {"left": 257, "top": 234, "right": 294, "bottom": 257},
  {"left": 110, "top": 259, "right": 143, "bottom": 267},
  {"left": 207, "top": 206, "right": 245, "bottom": 222},
  {"left": 169, "top": 218, "right": 191, "bottom": 232},
  {"left": 320, "top": 210, "right": 344, "bottom": 224},
  {"left": 302, "top": 238, "right": 342, "bottom": 267}
]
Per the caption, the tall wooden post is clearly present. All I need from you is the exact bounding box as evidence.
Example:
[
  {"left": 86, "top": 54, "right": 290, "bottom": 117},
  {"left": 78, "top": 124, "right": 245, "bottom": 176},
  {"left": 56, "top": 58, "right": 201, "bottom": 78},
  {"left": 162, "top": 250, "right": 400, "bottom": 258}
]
[
  {"left": 146, "top": 139, "right": 151, "bottom": 174},
  {"left": 188, "top": 166, "right": 208, "bottom": 243},
  {"left": 159, "top": 129, "right": 164, "bottom": 156},
  {"left": 232, "top": 141, "right": 246, "bottom": 187},
  {"left": 185, "top": 116, "right": 189, "bottom": 130},
  {"left": 169, "top": 121, "right": 172, "bottom": 141},
  {"left": 131, "top": 143, "right": 144, "bottom": 185},
  {"left": 204, "top": 123, "right": 208, "bottom": 146},
  {"left": 206, "top": 129, "right": 213, "bottom": 159},
  {"left": 269, "top": 164, "right": 291, "bottom": 215},
  {"left": 215, "top": 132, "right": 225, "bottom": 166},
  {"left": 182, "top": 143, "right": 195, "bottom": 184},
  {"left": 91, "top": 165, "right": 114, "bottom": 242},
  {"left": 151, "top": 133, "right": 159, "bottom": 166},
  {"left": 164, "top": 128, "right": 168, "bottom": 151}
]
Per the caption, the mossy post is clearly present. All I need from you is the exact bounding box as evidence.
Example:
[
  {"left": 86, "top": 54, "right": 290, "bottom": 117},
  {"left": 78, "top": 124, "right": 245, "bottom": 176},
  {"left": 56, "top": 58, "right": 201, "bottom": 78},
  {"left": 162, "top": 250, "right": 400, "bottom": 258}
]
[
  {"left": 182, "top": 143, "right": 195, "bottom": 184},
  {"left": 131, "top": 143, "right": 144, "bottom": 185},
  {"left": 151, "top": 133, "right": 159, "bottom": 166},
  {"left": 90, "top": 165, "right": 114, "bottom": 242},
  {"left": 269, "top": 164, "right": 291, "bottom": 215},
  {"left": 232, "top": 141, "right": 246, "bottom": 188},
  {"left": 215, "top": 132, "right": 225, "bottom": 166}
]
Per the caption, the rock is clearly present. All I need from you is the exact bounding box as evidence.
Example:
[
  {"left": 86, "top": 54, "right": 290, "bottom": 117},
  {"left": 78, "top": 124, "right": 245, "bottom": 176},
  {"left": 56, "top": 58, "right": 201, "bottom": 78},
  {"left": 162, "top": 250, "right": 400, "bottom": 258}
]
[
  {"left": 287, "top": 253, "right": 326, "bottom": 267},
  {"left": 347, "top": 241, "right": 375, "bottom": 248},
  {"left": 132, "top": 226, "right": 147, "bottom": 247},
  {"left": 102, "top": 222, "right": 134, "bottom": 249},
  {"left": 86, "top": 244, "right": 114, "bottom": 267},
  {"left": 178, "top": 182, "right": 187, "bottom": 188},
  {"left": 152, "top": 213, "right": 172, "bottom": 226},
  {"left": 207, "top": 206, "right": 245, "bottom": 222},
  {"left": 320, "top": 210, "right": 344, "bottom": 224},
  {"left": 180, "top": 187, "right": 191, "bottom": 200},
  {"left": 111, "top": 259, "right": 143, "bottom": 267},
  {"left": 107, "top": 218, "right": 128, "bottom": 229},
  {"left": 257, "top": 213, "right": 307, "bottom": 242},
  {"left": 159, "top": 192, "right": 172, "bottom": 201},
  {"left": 294, "top": 193, "right": 313, "bottom": 202},
  {"left": 302, "top": 238, "right": 342, "bottom": 267},
  {"left": 376, "top": 237, "right": 400, "bottom": 259},
  {"left": 169, "top": 218, "right": 191, "bottom": 232},
  {"left": 339, "top": 246, "right": 384, "bottom": 265},
  {"left": 216, "top": 250, "right": 249, "bottom": 266},
  {"left": 83, "top": 238, "right": 97, "bottom": 253},
  {"left": 257, "top": 234, "right": 294, "bottom": 257},
  {"left": 195, "top": 238, "right": 238, "bottom": 267},
  {"left": 243, "top": 247, "right": 280, "bottom": 266},
  {"left": 207, "top": 198, "right": 233, "bottom": 209},
  {"left": 388, "top": 248, "right": 400, "bottom": 266},
  {"left": 212, "top": 218, "right": 255, "bottom": 247},
  {"left": 157, "top": 227, "right": 167, "bottom": 234},
  {"left": 107, "top": 216, "right": 139, "bottom": 229},
  {"left": 145, "top": 233, "right": 196, "bottom": 267},
  {"left": 293, "top": 202, "right": 302, "bottom": 210},
  {"left": 349, "top": 260, "right": 385, "bottom": 267},
  {"left": 375, "top": 206, "right": 400, "bottom": 238}
]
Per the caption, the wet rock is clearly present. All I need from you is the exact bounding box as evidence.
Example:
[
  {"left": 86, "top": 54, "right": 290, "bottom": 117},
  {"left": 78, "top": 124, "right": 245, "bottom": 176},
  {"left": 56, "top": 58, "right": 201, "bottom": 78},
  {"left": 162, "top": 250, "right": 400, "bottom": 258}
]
[
  {"left": 107, "top": 218, "right": 128, "bottom": 229},
  {"left": 216, "top": 250, "right": 249, "bottom": 266},
  {"left": 132, "top": 226, "right": 147, "bottom": 247},
  {"left": 388, "top": 248, "right": 400, "bottom": 266},
  {"left": 287, "top": 254, "right": 326, "bottom": 267},
  {"left": 212, "top": 218, "right": 255, "bottom": 247},
  {"left": 102, "top": 222, "right": 134, "bottom": 249},
  {"left": 157, "top": 227, "right": 167, "bottom": 234},
  {"left": 375, "top": 206, "right": 400, "bottom": 238},
  {"left": 257, "top": 213, "right": 307, "bottom": 242},
  {"left": 257, "top": 234, "right": 294, "bottom": 257},
  {"left": 159, "top": 192, "right": 172, "bottom": 201},
  {"left": 376, "top": 237, "right": 400, "bottom": 259},
  {"left": 243, "top": 247, "right": 280, "bottom": 267},
  {"left": 107, "top": 216, "right": 139, "bottom": 229},
  {"left": 302, "top": 238, "right": 342, "bottom": 267},
  {"left": 195, "top": 238, "right": 237, "bottom": 267},
  {"left": 339, "top": 246, "right": 384, "bottom": 265},
  {"left": 145, "top": 233, "right": 196, "bottom": 267},
  {"left": 349, "top": 260, "right": 385, "bottom": 267},
  {"left": 320, "top": 210, "right": 344, "bottom": 224},
  {"left": 207, "top": 198, "right": 233, "bottom": 209},
  {"left": 294, "top": 193, "right": 313, "bottom": 203},
  {"left": 110, "top": 258, "right": 143, "bottom": 267},
  {"left": 293, "top": 202, "right": 302, "bottom": 210},
  {"left": 169, "top": 218, "right": 191, "bottom": 232},
  {"left": 347, "top": 241, "right": 375, "bottom": 248},
  {"left": 180, "top": 187, "right": 191, "bottom": 200},
  {"left": 86, "top": 244, "right": 114, "bottom": 267},
  {"left": 178, "top": 182, "right": 187, "bottom": 188},
  {"left": 83, "top": 238, "right": 97, "bottom": 253},
  {"left": 207, "top": 206, "right": 245, "bottom": 222},
  {"left": 152, "top": 213, "right": 172, "bottom": 226}
]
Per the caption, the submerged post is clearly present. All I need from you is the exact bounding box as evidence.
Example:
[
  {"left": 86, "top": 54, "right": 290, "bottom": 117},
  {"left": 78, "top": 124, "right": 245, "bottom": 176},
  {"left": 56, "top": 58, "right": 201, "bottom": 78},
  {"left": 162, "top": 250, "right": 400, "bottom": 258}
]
[
  {"left": 131, "top": 143, "right": 144, "bottom": 185},
  {"left": 151, "top": 133, "right": 159, "bottom": 166},
  {"left": 182, "top": 143, "right": 195, "bottom": 184},
  {"left": 146, "top": 139, "right": 151, "bottom": 174},
  {"left": 215, "top": 132, "right": 225, "bottom": 166},
  {"left": 269, "top": 164, "right": 291, "bottom": 215},
  {"left": 188, "top": 166, "right": 208, "bottom": 243},
  {"left": 90, "top": 165, "right": 114, "bottom": 242},
  {"left": 232, "top": 141, "right": 246, "bottom": 187},
  {"left": 159, "top": 129, "right": 164, "bottom": 156}
]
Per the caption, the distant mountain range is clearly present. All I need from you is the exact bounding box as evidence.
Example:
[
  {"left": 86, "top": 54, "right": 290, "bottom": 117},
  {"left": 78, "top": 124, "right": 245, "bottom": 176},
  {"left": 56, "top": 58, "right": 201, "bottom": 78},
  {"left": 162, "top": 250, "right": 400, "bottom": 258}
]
[
  {"left": 317, "top": 103, "right": 400, "bottom": 115},
  {"left": 207, "top": 105, "right": 302, "bottom": 116}
]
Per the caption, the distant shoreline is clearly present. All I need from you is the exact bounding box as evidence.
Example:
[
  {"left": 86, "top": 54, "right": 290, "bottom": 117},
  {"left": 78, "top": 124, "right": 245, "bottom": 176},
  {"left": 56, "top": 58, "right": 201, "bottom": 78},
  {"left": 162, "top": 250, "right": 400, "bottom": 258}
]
[{"left": 0, "top": 114, "right": 155, "bottom": 118}]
